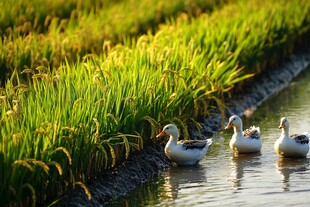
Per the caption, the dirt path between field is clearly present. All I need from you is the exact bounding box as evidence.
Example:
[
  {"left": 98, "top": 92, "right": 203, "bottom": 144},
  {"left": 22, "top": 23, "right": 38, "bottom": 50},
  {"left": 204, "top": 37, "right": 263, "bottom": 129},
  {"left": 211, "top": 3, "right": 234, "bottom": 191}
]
[{"left": 54, "top": 51, "right": 310, "bottom": 207}]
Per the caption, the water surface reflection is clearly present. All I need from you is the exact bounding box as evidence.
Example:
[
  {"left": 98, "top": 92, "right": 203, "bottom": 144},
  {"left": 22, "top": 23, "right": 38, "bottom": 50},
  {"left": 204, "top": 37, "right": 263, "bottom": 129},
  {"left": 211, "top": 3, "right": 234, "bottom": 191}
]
[
  {"left": 275, "top": 157, "right": 310, "bottom": 192},
  {"left": 229, "top": 153, "right": 262, "bottom": 190},
  {"left": 159, "top": 165, "right": 207, "bottom": 203}
]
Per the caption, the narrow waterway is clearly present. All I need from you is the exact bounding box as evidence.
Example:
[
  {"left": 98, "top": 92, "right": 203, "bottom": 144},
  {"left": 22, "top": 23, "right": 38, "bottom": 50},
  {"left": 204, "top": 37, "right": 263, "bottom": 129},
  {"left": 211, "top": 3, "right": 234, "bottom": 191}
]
[{"left": 107, "top": 66, "right": 310, "bottom": 207}]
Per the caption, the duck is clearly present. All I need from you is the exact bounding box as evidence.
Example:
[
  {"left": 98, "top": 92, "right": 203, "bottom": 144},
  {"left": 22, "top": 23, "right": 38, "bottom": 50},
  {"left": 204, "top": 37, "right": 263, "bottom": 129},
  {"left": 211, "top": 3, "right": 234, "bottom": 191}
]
[
  {"left": 274, "top": 117, "right": 309, "bottom": 158},
  {"left": 156, "top": 124, "right": 213, "bottom": 166},
  {"left": 225, "top": 115, "right": 262, "bottom": 154}
]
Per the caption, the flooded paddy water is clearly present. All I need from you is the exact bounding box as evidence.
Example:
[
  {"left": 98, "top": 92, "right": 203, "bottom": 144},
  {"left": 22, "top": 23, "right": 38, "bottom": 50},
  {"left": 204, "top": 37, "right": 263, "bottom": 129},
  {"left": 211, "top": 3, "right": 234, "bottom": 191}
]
[{"left": 107, "top": 66, "right": 310, "bottom": 207}]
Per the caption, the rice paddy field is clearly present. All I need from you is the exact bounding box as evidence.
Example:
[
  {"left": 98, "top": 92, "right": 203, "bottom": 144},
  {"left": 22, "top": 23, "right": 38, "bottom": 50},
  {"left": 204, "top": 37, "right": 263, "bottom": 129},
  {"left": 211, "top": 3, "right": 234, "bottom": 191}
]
[
  {"left": 0, "top": 0, "right": 309, "bottom": 206},
  {"left": 0, "top": 0, "right": 230, "bottom": 84}
]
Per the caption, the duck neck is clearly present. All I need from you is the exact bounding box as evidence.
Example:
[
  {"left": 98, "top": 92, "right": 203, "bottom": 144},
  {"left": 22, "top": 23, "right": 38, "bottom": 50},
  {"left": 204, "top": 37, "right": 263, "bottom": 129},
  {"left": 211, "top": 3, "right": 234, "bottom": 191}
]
[
  {"left": 234, "top": 124, "right": 243, "bottom": 136},
  {"left": 166, "top": 132, "right": 179, "bottom": 147},
  {"left": 281, "top": 126, "right": 289, "bottom": 138}
]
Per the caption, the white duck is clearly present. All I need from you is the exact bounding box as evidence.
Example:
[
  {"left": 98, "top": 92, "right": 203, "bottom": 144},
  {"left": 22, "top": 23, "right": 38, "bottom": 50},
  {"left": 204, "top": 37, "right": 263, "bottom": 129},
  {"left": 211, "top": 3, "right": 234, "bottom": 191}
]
[
  {"left": 274, "top": 117, "right": 309, "bottom": 158},
  {"left": 225, "top": 115, "right": 262, "bottom": 154},
  {"left": 156, "top": 124, "right": 213, "bottom": 166}
]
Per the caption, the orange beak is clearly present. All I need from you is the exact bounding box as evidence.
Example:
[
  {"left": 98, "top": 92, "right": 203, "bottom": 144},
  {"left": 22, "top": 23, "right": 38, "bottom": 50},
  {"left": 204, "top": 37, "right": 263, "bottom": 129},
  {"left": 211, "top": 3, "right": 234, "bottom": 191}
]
[
  {"left": 278, "top": 124, "right": 284, "bottom": 129},
  {"left": 156, "top": 131, "right": 166, "bottom": 138},
  {"left": 225, "top": 121, "right": 233, "bottom": 130}
]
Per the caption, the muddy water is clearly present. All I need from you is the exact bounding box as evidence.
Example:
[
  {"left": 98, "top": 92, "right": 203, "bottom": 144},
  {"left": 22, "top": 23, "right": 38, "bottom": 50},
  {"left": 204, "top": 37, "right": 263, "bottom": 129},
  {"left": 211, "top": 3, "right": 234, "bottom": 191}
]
[{"left": 107, "top": 67, "right": 310, "bottom": 207}]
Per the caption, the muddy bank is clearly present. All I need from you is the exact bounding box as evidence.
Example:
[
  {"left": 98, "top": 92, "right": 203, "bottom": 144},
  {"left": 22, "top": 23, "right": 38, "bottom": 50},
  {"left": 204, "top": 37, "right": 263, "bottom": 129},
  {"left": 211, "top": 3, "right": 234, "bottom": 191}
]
[
  {"left": 54, "top": 144, "right": 171, "bottom": 207},
  {"left": 54, "top": 51, "right": 310, "bottom": 207}
]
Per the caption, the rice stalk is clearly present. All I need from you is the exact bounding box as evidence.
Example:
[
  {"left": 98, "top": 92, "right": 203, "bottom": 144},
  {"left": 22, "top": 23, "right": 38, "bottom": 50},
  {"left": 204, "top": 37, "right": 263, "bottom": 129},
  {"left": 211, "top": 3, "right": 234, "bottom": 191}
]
[
  {"left": 115, "top": 134, "right": 130, "bottom": 159},
  {"left": 20, "top": 183, "right": 36, "bottom": 207},
  {"left": 142, "top": 116, "right": 159, "bottom": 140}
]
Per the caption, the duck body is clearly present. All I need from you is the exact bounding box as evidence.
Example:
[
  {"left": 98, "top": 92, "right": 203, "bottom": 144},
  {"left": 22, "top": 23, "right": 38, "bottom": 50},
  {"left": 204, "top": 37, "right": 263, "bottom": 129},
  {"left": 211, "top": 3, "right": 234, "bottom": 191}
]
[
  {"left": 274, "top": 117, "right": 309, "bottom": 158},
  {"left": 226, "top": 115, "right": 262, "bottom": 154},
  {"left": 164, "top": 139, "right": 212, "bottom": 165},
  {"left": 157, "top": 124, "right": 212, "bottom": 166}
]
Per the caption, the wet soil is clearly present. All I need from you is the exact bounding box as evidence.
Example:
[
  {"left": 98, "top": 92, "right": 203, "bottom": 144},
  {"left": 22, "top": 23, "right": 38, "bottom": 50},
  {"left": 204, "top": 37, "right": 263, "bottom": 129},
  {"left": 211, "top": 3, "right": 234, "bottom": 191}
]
[{"left": 54, "top": 52, "right": 310, "bottom": 207}]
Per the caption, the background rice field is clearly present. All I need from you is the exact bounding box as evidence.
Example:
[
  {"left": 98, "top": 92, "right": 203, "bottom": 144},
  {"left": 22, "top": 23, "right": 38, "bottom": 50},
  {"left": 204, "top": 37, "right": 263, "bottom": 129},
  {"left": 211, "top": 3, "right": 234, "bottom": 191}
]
[
  {"left": 0, "top": 0, "right": 231, "bottom": 85},
  {"left": 0, "top": 0, "right": 310, "bottom": 206}
]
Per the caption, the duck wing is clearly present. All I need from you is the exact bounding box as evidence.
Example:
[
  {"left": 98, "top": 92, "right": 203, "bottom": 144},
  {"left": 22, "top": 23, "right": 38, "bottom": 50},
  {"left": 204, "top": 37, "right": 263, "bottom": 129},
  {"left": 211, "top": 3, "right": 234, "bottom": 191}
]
[
  {"left": 243, "top": 126, "right": 260, "bottom": 139},
  {"left": 290, "top": 133, "right": 309, "bottom": 144},
  {"left": 179, "top": 140, "right": 208, "bottom": 150}
]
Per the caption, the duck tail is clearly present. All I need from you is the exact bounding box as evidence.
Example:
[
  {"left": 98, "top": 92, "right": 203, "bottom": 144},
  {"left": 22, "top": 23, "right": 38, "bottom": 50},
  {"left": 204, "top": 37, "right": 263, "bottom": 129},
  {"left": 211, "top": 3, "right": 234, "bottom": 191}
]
[
  {"left": 251, "top": 126, "right": 260, "bottom": 134},
  {"left": 206, "top": 138, "right": 213, "bottom": 146},
  {"left": 302, "top": 132, "right": 308, "bottom": 137}
]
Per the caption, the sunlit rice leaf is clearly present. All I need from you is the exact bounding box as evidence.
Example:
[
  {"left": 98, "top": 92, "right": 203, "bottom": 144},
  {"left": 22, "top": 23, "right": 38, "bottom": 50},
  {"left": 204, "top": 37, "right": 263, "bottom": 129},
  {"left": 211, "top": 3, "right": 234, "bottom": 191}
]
[
  {"left": 48, "top": 161, "right": 63, "bottom": 176},
  {"left": 106, "top": 143, "right": 116, "bottom": 167},
  {"left": 54, "top": 147, "right": 72, "bottom": 165},
  {"left": 25, "top": 159, "right": 50, "bottom": 174},
  {"left": 13, "top": 160, "right": 34, "bottom": 172},
  {"left": 74, "top": 182, "right": 91, "bottom": 200}
]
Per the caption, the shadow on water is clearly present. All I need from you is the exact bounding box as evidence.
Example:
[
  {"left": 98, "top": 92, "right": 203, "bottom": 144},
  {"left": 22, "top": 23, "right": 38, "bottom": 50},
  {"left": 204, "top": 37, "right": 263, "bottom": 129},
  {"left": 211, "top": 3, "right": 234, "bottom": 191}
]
[
  {"left": 106, "top": 165, "right": 208, "bottom": 207},
  {"left": 229, "top": 152, "right": 262, "bottom": 191},
  {"left": 157, "top": 165, "right": 208, "bottom": 202},
  {"left": 275, "top": 157, "right": 310, "bottom": 192}
]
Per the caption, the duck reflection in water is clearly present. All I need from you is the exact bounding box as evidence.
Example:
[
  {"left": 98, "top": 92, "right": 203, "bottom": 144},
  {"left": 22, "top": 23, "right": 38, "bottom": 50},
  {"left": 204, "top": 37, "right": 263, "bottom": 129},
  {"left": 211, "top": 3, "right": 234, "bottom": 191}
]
[
  {"left": 229, "top": 152, "right": 262, "bottom": 191},
  {"left": 158, "top": 165, "right": 207, "bottom": 202},
  {"left": 275, "top": 157, "right": 310, "bottom": 192}
]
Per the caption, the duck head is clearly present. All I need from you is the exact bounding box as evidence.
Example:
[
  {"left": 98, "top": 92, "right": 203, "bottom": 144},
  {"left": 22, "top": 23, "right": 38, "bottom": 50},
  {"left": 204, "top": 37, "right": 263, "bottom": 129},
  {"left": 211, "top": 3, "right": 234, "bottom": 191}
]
[
  {"left": 278, "top": 117, "right": 289, "bottom": 129},
  {"left": 156, "top": 124, "right": 179, "bottom": 139},
  {"left": 225, "top": 115, "right": 242, "bottom": 130}
]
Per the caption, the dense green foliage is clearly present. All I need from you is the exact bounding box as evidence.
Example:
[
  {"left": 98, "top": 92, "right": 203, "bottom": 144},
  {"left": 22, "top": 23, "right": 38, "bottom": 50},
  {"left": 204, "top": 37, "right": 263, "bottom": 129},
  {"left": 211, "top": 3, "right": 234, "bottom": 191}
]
[
  {"left": 0, "top": 0, "right": 309, "bottom": 206},
  {"left": 0, "top": 0, "right": 230, "bottom": 85}
]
